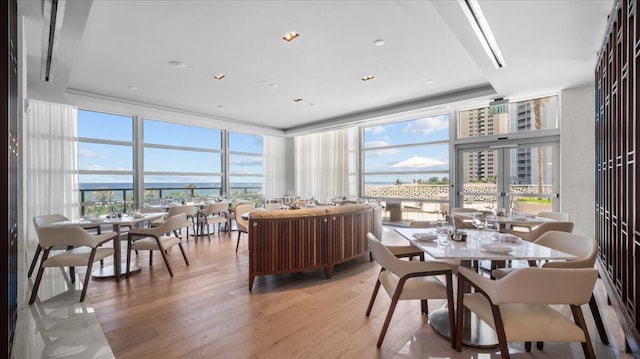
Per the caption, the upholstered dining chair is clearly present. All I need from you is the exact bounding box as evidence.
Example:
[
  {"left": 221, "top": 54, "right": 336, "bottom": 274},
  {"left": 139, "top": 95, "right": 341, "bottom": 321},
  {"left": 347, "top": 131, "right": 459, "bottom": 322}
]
[
  {"left": 501, "top": 221, "right": 574, "bottom": 242},
  {"left": 30, "top": 214, "right": 102, "bottom": 279},
  {"left": 197, "top": 202, "right": 229, "bottom": 240},
  {"left": 126, "top": 213, "right": 190, "bottom": 277},
  {"left": 139, "top": 207, "right": 165, "bottom": 227},
  {"left": 366, "top": 233, "right": 456, "bottom": 349},
  {"left": 30, "top": 226, "right": 118, "bottom": 304},
  {"left": 234, "top": 203, "right": 254, "bottom": 253},
  {"left": 151, "top": 205, "right": 195, "bottom": 241},
  {"left": 455, "top": 266, "right": 598, "bottom": 359},
  {"left": 493, "top": 231, "right": 609, "bottom": 346}
]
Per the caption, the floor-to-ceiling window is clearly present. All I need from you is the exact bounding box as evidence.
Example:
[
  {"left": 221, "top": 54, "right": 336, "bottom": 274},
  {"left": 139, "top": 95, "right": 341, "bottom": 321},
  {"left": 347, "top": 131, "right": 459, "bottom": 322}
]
[
  {"left": 77, "top": 110, "right": 134, "bottom": 215},
  {"left": 361, "top": 114, "right": 450, "bottom": 222},
  {"left": 142, "top": 119, "right": 223, "bottom": 204},
  {"left": 228, "top": 132, "right": 263, "bottom": 205},
  {"left": 455, "top": 95, "right": 560, "bottom": 212}
]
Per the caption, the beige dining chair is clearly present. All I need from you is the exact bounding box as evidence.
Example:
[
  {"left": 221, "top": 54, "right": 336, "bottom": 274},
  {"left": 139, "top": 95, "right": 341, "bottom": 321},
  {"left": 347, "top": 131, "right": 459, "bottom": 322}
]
[
  {"left": 501, "top": 221, "right": 574, "bottom": 242},
  {"left": 197, "top": 202, "right": 229, "bottom": 241},
  {"left": 235, "top": 204, "right": 254, "bottom": 253},
  {"left": 151, "top": 204, "right": 196, "bottom": 241},
  {"left": 30, "top": 226, "right": 118, "bottom": 304},
  {"left": 493, "top": 231, "right": 609, "bottom": 346},
  {"left": 366, "top": 233, "right": 456, "bottom": 349},
  {"left": 455, "top": 266, "right": 598, "bottom": 359},
  {"left": 30, "top": 214, "right": 102, "bottom": 279},
  {"left": 125, "top": 213, "right": 190, "bottom": 277}
]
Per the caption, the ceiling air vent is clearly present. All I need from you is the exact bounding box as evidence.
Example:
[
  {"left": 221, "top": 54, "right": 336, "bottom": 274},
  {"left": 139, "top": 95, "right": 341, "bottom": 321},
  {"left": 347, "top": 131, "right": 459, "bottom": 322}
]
[{"left": 41, "top": 0, "right": 66, "bottom": 82}]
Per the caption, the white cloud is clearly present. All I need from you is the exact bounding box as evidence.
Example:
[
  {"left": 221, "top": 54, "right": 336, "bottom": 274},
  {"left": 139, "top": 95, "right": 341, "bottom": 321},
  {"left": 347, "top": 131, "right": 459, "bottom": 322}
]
[
  {"left": 88, "top": 165, "right": 104, "bottom": 171},
  {"left": 230, "top": 157, "right": 262, "bottom": 166},
  {"left": 365, "top": 126, "right": 386, "bottom": 135},
  {"left": 79, "top": 148, "right": 97, "bottom": 158},
  {"left": 402, "top": 115, "right": 448, "bottom": 135}
]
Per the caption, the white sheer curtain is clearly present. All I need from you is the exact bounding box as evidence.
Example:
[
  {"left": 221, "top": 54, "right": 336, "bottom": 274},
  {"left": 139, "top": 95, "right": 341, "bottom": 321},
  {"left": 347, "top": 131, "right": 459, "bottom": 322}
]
[
  {"left": 23, "top": 99, "right": 79, "bottom": 248},
  {"left": 294, "top": 127, "right": 358, "bottom": 201},
  {"left": 263, "top": 135, "right": 288, "bottom": 199}
]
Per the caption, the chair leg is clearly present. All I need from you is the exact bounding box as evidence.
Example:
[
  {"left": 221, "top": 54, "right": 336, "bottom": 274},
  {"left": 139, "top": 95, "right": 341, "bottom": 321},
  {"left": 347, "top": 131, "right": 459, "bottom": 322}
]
[
  {"left": 445, "top": 273, "right": 456, "bottom": 349},
  {"left": 126, "top": 238, "right": 132, "bottom": 278},
  {"left": 490, "top": 305, "right": 510, "bottom": 359},
  {"left": 366, "top": 279, "right": 382, "bottom": 316},
  {"left": 525, "top": 341, "right": 532, "bottom": 352},
  {"left": 80, "top": 249, "right": 98, "bottom": 302},
  {"left": 155, "top": 239, "right": 174, "bottom": 277},
  {"left": 28, "top": 245, "right": 42, "bottom": 278},
  {"left": 149, "top": 250, "right": 153, "bottom": 266},
  {"left": 205, "top": 218, "right": 212, "bottom": 241},
  {"left": 455, "top": 273, "right": 465, "bottom": 352},
  {"left": 178, "top": 243, "right": 189, "bottom": 265},
  {"left": 589, "top": 294, "right": 609, "bottom": 344},
  {"left": 377, "top": 295, "right": 400, "bottom": 348},
  {"left": 420, "top": 300, "right": 428, "bottom": 315},
  {"left": 29, "top": 249, "right": 50, "bottom": 305},
  {"left": 236, "top": 231, "right": 242, "bottom": 253},
  {"left": 571, "top": 304, "right": 597, "bottom": 359},
  {"left": 536, "top": 342, "right": 543, "bottom": 350}
]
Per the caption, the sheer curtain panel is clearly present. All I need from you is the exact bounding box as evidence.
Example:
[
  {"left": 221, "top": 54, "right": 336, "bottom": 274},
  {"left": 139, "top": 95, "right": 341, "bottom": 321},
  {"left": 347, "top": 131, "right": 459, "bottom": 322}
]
[
  {"left": 263, "top": 135, "right": 288, "bottom": 199},
  {"left": 294, "top": 127, "right": 358, "bottom": 200},
  {"left": 23, "top": 99, "right": 79, "bottom": 250}
]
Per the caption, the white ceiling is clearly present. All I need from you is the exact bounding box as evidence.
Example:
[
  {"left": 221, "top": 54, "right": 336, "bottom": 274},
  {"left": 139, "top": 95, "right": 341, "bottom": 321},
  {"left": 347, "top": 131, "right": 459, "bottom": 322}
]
[{"left": 19, "top": 0, "right": 613, "bottom": 134}]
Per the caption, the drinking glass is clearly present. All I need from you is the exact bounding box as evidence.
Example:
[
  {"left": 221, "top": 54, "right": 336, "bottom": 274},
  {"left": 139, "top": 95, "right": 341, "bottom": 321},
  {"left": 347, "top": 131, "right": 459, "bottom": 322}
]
[
  {"left": 484, "top": 215, "right": 499, "bottom": 233},
  {"left": 471, "top": 213, "right": 483, "bottom": 229}
]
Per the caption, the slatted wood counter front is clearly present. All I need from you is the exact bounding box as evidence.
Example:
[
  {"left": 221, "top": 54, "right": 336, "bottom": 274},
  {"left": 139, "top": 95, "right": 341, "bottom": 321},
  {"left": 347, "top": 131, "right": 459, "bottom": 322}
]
[{"left": 247, "top": 204, "right": 382, "bottom": 290}]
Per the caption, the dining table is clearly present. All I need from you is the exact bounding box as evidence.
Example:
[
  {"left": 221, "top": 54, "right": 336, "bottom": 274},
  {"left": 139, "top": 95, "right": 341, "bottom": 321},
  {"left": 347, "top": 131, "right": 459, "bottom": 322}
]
[
  {"left": 394, "top": 227, "right": 577, "bottom": 347},
  {"left": 49, "top": 212, "right": 165, "bottom": 278}
]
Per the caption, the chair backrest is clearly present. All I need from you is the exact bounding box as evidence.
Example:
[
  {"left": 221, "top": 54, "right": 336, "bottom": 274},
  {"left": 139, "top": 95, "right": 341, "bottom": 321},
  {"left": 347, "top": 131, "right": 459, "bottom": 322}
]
[
  {"left": 235, "top": 204, "right": 254, "bottom": 229},
  {"left": 517, "top": 221, "right": 574, "bottom": 242},
  {"left": 535, "top": 231, "right": 597, "bottom": 268},
  {"left": 33, "top": 214, "right": 69, "bottom": 229},
  {"left": 159, "top": 213, "right": 188, "bottom": 233},
  {"left": 167, "top": 204, "right": 195, "bottom": 217},
  {"left": 537, "top": 211, "right": 571, "bottom": 221},
  {"left": 485, "top": 267, "right": 597, "bottom": 305},
  {"left": 367, "top": 233, "right": 408, "bottom": 276},
  {"left": 408, "top": 220, "right": 437, "bottom": 228},
  {"left": 36, "top": 226, "right": 96, "bottom": 248},
  {"left": 203, "top": 202, "right": 229, "bottom": 215}
]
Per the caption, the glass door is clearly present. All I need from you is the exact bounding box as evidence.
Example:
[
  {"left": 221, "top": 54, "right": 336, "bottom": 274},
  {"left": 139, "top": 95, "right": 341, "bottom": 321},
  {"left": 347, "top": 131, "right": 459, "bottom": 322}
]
[{"left": 456, "top": 142, "right": 558, "bottom": 214}]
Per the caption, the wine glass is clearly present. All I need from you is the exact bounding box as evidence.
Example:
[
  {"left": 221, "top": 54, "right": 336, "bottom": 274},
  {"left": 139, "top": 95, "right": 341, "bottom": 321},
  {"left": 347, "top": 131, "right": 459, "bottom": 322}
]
[
  {"left": 484, "top": 215, "right": 499, "bottom": 233},
  {"left": 471, "top": 213, "right": 484, "bottom": 230}
]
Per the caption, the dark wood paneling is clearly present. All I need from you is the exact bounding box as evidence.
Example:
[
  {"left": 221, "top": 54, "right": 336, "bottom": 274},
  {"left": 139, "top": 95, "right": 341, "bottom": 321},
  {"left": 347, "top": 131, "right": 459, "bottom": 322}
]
[
  {"left": 1, "top": 0, "right": 19, "bottom": 356},
  {"left": 596, "top": 0, "right": 640, "bottom": 352}
]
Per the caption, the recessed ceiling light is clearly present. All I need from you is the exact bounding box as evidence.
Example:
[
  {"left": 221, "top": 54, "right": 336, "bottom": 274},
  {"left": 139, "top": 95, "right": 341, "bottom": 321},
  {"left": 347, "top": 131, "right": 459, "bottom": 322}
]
[
  {"left": 426, "top": 79, "right": 435, "bottom": 84},
  {"left": 128, "top": 86, "right": 139, "bottom": 91},
  {"left": 293, "top": 98, "right": 303, "bottom": 102},
  {"left": 282, "top": 32, "right": 300, "bottom": 42},
  {"left": 361, "top": 75, "right": 375, "bottom": 81},
  {"left": 213, "top": 74, "right": 225, "bottom": 80},
  {"left": 169, "top": 61, "right": 186, "bottom": 68},
  {"left": 217, "top": 105, "right": 224, "bottom": 108},
  {"left": 269, "top": 83, "right": 278, "bottom": 88},
  {"left": 374, "top": 39, "right": 385, "bottom": 46}
]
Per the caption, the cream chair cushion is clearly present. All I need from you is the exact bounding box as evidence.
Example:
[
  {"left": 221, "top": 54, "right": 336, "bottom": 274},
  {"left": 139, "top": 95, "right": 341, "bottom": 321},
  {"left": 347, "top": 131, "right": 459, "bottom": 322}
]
[
  {"left": 131, "top": 235, "right": 180, "bottom": 251},
  {"left": 43, "top": 247, "right": 114, "bottom": 267}
]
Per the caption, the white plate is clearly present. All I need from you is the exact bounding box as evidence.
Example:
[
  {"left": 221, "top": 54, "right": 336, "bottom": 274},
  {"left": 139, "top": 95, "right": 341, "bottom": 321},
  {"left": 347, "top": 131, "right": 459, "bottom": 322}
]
[
  {"left": 85, "top": 217, "right": 103, "bottom": 223},
  {"left": 412, "top": 233, "right": 438, "bottom": 242},
  {"left": 501, "top": 234, "right": 520, "bottom": 243},
  {"left": 481, "top": 242, "right": 514, "bottom": 253},
  {"left": 509, "top": 215, "right": 527, "bottom": 221}
]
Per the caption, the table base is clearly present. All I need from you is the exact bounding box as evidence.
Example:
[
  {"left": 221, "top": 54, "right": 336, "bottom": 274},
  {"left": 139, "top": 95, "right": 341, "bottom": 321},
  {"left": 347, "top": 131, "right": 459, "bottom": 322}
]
[
  {"left": 429, "top": 308, "right": 498, "bottom": 348},
  {"left": 91, "top": 261, "right": 141, "bottom": 278}
]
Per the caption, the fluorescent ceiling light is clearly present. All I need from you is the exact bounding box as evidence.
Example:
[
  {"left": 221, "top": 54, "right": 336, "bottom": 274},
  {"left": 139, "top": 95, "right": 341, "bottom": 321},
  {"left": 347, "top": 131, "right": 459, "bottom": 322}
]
[{"left": 459, "top": 0, "right": 506, "bottom": 68}]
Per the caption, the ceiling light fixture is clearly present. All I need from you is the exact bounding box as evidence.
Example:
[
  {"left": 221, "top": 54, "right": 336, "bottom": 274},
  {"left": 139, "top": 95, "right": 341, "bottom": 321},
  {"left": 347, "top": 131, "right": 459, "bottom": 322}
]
[
  {"left": 426, "top": 79, "right": 435, "bottom": 84},
  {"left": 293, "top": 98, "right": 303, "bottom": 102},
  {"left": 169, "top": 60, "right": 186, "bottom": 68},
  {"left": 213, "top": 74, "right": 225, "bottom": 80},
  {"left": 459, "top": 0, "right": 506, "bottom": 68},
  {"left": 361, "top": 75, "right": 375, "bottom": 81},
  {"left": 282, "top": 32, "right": 300, "bottom": 42},
  {"left": 374, "top": 39, "right": 385, "bottom": 46},
  {"left": 128, "top": 86, "right": 139, "bottom": 91}
]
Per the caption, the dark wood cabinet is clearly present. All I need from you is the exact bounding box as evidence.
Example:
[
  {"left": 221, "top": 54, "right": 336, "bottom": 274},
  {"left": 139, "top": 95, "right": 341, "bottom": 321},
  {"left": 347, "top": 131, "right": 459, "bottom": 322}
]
[{"left": 596, "top": 0, "right": 640, "bottom": 351}]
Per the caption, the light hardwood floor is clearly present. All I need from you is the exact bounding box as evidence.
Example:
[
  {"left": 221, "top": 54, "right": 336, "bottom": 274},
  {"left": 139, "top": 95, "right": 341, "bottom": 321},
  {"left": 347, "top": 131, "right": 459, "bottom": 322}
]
[{"left": 81, "top": 226, "right": 631, "bottom": 359}]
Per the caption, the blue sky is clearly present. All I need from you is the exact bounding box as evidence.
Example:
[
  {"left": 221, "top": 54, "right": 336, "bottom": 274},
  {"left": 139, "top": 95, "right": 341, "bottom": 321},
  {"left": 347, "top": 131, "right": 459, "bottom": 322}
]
[
  {"left": 363, "top": 114, "right": 450, "bottom": 183},
  {"left": 78, "top": 110, "right": 263, "bottom": 184}
]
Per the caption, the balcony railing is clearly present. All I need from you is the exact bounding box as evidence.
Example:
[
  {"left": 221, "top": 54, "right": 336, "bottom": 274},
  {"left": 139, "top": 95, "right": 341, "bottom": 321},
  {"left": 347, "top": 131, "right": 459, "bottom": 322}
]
[{"left": 79, "top": 185, "right": 262, "bottom": 216}]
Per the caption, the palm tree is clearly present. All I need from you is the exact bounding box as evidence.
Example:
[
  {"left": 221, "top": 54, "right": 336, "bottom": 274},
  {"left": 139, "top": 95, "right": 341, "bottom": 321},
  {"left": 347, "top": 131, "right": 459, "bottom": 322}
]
[{"left": 533, "top": 98, "right": 550, "bottom": 196}]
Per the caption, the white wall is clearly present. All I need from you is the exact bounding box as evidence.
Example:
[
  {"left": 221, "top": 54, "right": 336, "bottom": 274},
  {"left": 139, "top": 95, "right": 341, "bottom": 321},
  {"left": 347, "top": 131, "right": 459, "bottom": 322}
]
[{"left": 560, "top": 85, "right": 595, "bottom": 237}]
